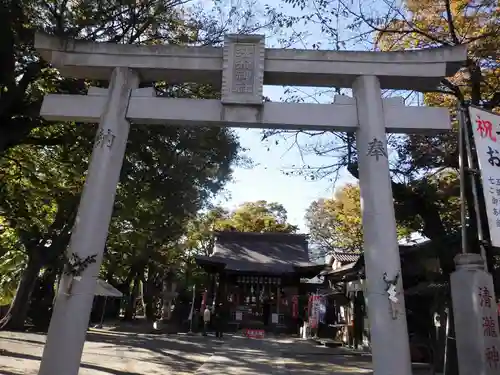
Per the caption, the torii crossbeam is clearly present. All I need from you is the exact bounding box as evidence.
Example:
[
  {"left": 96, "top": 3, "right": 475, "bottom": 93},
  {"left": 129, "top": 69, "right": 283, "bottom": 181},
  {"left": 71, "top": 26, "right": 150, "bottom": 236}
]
[
  {"left": 41, "top": 88, "right": 450, "bottom": 133},
  {"left": 35, "top": 33, "right": 467, "bottom": 375}
]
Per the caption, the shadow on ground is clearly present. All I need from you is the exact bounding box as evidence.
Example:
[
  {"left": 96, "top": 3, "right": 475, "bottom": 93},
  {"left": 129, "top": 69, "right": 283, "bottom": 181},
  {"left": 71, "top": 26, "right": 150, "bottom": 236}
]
[
  {"left": 0, "top": 330, "right": 219, "bottom": 375},
  {"left": 0, "top": 330, "right": 428, "bottom": 374}
]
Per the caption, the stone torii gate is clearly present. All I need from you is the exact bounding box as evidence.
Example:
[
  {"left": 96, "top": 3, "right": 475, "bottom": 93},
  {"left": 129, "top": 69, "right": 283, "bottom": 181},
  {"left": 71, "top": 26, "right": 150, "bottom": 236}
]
[{"left": 35, "top": 33, "right": 466, "bottom": 375}]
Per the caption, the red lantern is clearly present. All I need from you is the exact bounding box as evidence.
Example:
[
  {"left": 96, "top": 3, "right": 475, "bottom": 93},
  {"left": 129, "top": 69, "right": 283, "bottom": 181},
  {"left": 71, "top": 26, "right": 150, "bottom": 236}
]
[
  {"left": 292, "top": 295, "right": 298, "bottom": 318},
  {"left": 201, "top": 291, "right": 207, "bottom": 310}
]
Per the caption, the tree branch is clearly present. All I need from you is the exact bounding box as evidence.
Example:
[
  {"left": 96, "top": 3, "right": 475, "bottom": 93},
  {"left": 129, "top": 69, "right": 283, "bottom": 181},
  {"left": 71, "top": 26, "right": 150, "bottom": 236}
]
[
  {"left": 484, "top": 92, "right": 500, "bottom": 110},
  {"left": 444, "top": 0, "right": 460, "bottom": 45},
  {"left": 23, "top": 136, "right": 66, "bottom": 147},
  {"left": 0, "top": 60, "right": 44, "bottom": 117}
]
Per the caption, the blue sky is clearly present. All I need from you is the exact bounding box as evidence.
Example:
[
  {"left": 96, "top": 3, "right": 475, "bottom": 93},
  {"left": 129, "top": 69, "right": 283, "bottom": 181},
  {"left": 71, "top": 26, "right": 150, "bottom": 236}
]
[
  {"left": 214, "top": 0, "right": 361, "bottom": 232},
  {"left": 207, "top": 0, "right": 429, "bottom": 244},
  {"left": 218, "top": 127, "right": 355, "bottom": 232}
]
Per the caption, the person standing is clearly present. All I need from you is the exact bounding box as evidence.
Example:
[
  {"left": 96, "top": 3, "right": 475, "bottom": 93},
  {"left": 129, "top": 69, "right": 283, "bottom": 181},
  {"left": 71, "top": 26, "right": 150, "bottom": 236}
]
[
  {"left": 203, "top": 306, "right": 211, "bottom": 336},
  {"left": 214, "top": 303, "right": 224, "bottom": 339},
  {"left": 263, "top": 299, "right": 270, "bottom": 327}
]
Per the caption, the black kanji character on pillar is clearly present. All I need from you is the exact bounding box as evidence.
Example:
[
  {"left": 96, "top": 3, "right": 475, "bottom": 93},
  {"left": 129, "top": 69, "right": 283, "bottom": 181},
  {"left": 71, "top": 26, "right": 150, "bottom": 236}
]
[
  {"left": 483, "top": 316, "right": 498, "bottom": 337},
  {"left": 366, "top": 138, "right": 387, "bottom": 161},
  {"left": 486, "top": 346, "right": 499, "bottom": 368},
  {"left": 479, "top": 286, "right": 492, "bottom": 308},
  {"left": 487, "top": 146, "right": 500, "bottom": 167}
]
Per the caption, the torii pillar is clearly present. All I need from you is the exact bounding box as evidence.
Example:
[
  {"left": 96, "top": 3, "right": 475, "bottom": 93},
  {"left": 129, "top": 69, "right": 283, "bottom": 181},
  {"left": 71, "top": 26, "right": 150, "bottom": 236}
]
[
  {"left": 354, "top": 75, "right": 411, "bottom": 374},
  {"left": 34, "top": 32, "right": 467, "bottom": 375},
  {"left": 37, "top": 67, "right": 139, "bottom": 375}
]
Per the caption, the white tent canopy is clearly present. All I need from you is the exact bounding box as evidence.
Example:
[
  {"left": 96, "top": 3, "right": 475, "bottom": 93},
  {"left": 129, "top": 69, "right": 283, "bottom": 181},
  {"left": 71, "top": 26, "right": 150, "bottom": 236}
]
[
  {"left": 95, "top": 279, "right": 122, "bottom": 297},
  {"left": 72, "top": 277, "right": 123, "bottom": 297}
]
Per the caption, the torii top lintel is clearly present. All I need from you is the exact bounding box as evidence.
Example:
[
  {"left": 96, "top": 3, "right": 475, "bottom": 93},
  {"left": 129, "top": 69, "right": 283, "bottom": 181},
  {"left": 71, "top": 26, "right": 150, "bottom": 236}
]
[{"left": 35, "top": 32, "right": 466, "bottom": 92}]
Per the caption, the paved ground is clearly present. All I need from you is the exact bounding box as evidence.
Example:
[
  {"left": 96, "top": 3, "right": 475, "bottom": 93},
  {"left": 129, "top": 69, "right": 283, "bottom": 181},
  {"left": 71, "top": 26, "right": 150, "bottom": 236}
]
[
  {"left": 0, "top": 330, "right": 426, "bottom": 374},
  {"left": 0, "top": 330, "right": 218, "bottom": 375},
  {"left": 195, "top": 336, "right": 373, "bottom": 375}
]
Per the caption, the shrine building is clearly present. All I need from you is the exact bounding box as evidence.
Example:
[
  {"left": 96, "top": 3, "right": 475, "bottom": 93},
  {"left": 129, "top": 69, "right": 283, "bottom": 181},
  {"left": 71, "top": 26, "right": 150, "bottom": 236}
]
[{"left": 195, "top": 231, "right": 324, "bottom": 332}]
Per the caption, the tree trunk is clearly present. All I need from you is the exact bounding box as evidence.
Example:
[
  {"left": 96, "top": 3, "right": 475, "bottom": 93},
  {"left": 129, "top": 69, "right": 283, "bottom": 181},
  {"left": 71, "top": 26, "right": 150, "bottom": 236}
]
[
  {"left": 0, "top": 193, "right": 79, "bottom": 329},
  {"left": 161, "top": 278, "right": 170, "bottom": 321},
  {"left": 428, "top": 297, "right": 447, "bottom": 373},
  {"left": 28, "top": 267, "right": 57, "bottom": 331},
  {"left": 121, "top": 266, "right": 138, "bottom": 320},
  {"left": 144, "top": 298, "right": 155, "bottom": 321},
  {"left": 141, "top": 275, "right": 156, "bottom": 321},
  {"left": 444, "top": 304, "right": 459, "bottom": 375},
  {"left": 0, "top": 253, "right": 42, "bottom": 330},
  {"left": 123, "top": 273, "right": 140, "bottom": 320}
]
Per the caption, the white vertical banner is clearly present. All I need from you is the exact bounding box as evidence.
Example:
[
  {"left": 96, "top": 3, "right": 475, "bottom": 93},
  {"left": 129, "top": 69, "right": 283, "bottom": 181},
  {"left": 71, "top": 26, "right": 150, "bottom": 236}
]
[
  {"left": 469, "top": 106, "right": 500, "bottom": 247},
  {"left": 188, "top": 285, "right": 195, "bottom": 321}
]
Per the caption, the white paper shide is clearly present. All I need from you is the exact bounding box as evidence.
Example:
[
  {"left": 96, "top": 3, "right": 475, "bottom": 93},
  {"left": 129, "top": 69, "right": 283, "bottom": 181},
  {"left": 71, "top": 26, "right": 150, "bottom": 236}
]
[{"left": 470, "top": 107, "right": 500, "bottom": 247}]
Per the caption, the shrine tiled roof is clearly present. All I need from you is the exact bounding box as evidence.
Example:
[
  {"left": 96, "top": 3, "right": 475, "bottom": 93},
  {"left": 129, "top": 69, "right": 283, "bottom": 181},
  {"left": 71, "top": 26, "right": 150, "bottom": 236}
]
[
  {"left": 195, "top": 231, "right": 323, "bottom": 275},
  {"left": 405, "top": 281, "right": 448, "bottom": 296},
  {"left": 332, "top": 252, "right": 361, "bottom": 263}
]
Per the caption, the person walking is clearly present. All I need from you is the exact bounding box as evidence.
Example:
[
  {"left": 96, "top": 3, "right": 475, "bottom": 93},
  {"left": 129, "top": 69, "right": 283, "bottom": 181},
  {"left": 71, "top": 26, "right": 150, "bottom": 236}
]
[{"left": 203, "top": 306, "right": 211, "bottom": 336}]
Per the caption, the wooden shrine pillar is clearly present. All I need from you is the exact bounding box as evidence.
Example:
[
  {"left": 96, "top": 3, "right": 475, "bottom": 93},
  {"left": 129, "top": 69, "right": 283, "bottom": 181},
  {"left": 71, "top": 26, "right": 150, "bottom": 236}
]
[{"left": 209, "top": 273, "right": 216, "bottom": 306}]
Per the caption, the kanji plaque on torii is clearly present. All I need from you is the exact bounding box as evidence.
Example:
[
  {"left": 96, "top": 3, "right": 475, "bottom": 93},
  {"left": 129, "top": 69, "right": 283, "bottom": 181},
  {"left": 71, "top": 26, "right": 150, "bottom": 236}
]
[
  {"left": 34, "top": 32, "right": 467, "bottom": 375},
  {"left": 222, "top": 34, "right": 264, "bottom": 104}
]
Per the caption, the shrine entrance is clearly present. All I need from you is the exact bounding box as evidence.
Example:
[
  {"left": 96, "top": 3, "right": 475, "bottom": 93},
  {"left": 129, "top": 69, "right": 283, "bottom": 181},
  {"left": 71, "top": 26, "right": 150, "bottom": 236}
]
[
  {"left": 34, "top": 32, "right": 466, "bottom": 375},
  {"left": 195, "top": 231, "right": 322, "bottom": 332},
  {"left": 227, "top": 274, "right": 288, "bottom": 329}
]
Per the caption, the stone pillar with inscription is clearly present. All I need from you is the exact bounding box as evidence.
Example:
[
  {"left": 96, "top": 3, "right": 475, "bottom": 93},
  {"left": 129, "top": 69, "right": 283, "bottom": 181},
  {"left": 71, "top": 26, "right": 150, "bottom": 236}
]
[
  {"left": 353, "top": 75, "right": 412, "bottom": 375},
  {"left": 451, "top": 253, "right": 500, "bottom": 375},
  {"left": 38, "top": 68, "right": 139, "bottom": 375},
  {"left": 221, "top": 34, "right": 265, "bottom": 121}
]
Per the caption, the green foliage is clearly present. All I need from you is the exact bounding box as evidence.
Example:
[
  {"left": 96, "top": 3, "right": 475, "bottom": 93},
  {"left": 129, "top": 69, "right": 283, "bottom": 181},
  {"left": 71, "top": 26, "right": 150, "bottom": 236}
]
[
  {"left": 101, "top": 125, "right": 240, "bottom": 289},
  {"left": 186, "top": 201, "right": 298, "bottom": 252},
  {"left": 0, "top": 121, "right": 92, "bottom": 304},
  {"left": 0, "top": 0, "right": 279, "bottom": 325},
  {"left": 218, "top": 200, "right": 298, "bottom": 233},
  {"left": 393, "top": 169, "right": 462, "bottom": 236},
  {"left": 306, "top": 184, "right": 413, "bottom": 257},
  {"left": 0, "top": 256, "right": 25, "bottom": 305},
  {"left": 184, "top": 207, "right": 229, "bottom": 256},
  {"left": 306, "top": 184, "right": 363, "bottom": 255}
]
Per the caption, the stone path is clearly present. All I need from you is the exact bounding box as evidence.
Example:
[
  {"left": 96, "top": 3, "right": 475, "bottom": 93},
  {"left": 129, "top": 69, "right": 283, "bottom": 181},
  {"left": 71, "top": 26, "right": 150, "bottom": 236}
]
[
  {"left": 1, "top": 330, "right": 418, "bottom": 374},
  {"left": 189, "top": 335, "right": 373, "bottom": 375},
  {"left": 195, "top": 335, "right": 287, "bottom": 375},
  {"left": 0, "top": 330, "right": 218, "bottom": 375}
]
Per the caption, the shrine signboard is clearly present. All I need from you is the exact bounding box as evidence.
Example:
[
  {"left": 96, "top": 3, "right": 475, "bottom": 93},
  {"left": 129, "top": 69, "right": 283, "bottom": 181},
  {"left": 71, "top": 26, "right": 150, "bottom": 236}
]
[
  {"left": 221, "top": 35, "right": 264, "bottom": 105},
  {"left": 245, "top": 329, "right": 265, "bottom": 339},
  {"left": 470, "top": 106, "right": 500, "bottom": 247}
]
